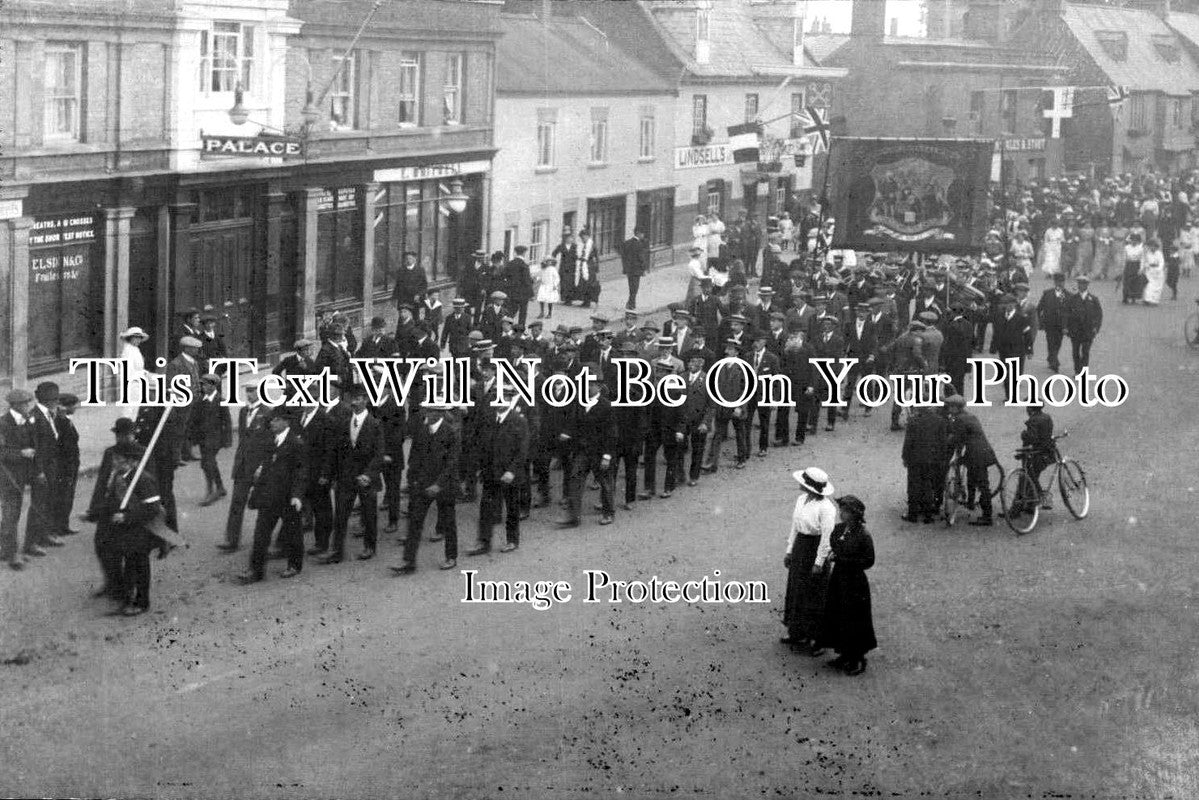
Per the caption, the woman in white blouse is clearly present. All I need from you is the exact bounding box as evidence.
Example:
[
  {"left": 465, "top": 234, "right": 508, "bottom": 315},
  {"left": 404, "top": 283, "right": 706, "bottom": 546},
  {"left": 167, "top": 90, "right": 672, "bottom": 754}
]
[
  {"left": 118, "top": 326, "right": 149, "bottom": 416},
  {"left": 1141, "top": 238, "right": 1165, "bottom": 306},
  {"left": 781, "top": 467, "right": 838, "bottom": 656},
  {"left": 691, "top": 215, "right": 709, "bottom": 263}
]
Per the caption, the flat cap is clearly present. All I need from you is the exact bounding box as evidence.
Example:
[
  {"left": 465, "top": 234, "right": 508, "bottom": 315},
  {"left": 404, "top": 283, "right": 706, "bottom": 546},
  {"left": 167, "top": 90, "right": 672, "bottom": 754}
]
[
  {"left": 6, "top": 388, "right": 33, "bottom": 405},
  {"left": 180, "top": 336, "right": 203, "bottom": 348},
  {"left": 293, "top": 338, "right": 314, "bottom": 349}
]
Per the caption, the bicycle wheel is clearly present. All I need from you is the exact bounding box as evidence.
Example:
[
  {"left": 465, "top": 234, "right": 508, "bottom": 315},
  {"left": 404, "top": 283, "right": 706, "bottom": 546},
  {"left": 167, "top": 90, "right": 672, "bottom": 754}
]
[
  {"left": 1186, "top": 313, "right": 1199, "bottom": 348},
  {"left": 991, "top": 463, "right": 1008, "bottom": 519},
  {"left": 943, "top": 467, "right": 966, "bottom": 526},
  {"left": 1058, "top": 459, "right": 1090, "bottom": 520},
  {"left": 1002, "top": 469, "right": 1039, "bottom": 535}
]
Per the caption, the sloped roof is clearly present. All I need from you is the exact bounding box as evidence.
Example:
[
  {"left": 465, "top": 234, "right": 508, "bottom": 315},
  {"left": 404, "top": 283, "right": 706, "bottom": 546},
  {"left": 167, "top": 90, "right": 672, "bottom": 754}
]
[
  {"left": 1061, "top": 3, "right": 1199, "bottom": 94},
  {"left": 644, "top": 1, "right": 801, "bottom": 78},
  {"left": 496, "top": 11, "right": 674, "bottom": 95},
  {"left": 803, "top": 34, "right": 851, "bottom": 66},
  {"left": 1167, "top": 11, "right": 1199, "bottom": 54}
]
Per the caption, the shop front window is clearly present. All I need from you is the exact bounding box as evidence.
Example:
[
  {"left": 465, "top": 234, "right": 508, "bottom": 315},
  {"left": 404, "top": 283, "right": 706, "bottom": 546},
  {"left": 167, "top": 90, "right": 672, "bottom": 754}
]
[
  {"left": 316, "top": 187, "right": 363, "bottom": 304},
  {"left": 373, "top": 176, "right": 483, "bottom": 292},
  {"left": 28, "top": 214, "right": 103, "bottom": 371}
]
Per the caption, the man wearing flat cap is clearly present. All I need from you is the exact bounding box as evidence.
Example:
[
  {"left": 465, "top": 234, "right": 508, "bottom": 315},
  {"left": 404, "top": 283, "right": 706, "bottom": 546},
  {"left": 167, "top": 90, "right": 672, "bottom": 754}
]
[
  {"left": 166, "top": 335, "right": 203, "bottom": 464},
  {"left": 440, "top": 298, "right": 474, "bottom": 359}
]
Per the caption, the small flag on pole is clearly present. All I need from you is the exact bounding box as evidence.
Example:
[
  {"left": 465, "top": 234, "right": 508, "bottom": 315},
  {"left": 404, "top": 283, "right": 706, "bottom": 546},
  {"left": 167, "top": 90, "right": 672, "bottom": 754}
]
[{"left": 728, "top": 122, "right": 762, "bottom": 164}]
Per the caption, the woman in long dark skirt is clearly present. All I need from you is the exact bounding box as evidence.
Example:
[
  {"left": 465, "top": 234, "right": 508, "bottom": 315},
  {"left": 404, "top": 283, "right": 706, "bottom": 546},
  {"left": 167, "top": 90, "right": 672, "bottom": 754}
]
[
  {"left": 1121, "top": 232, "right": 1144, "bottom": 304},
  {"left": 781, "top": 467, "right": 838, "bottom": 656},
  {"left": 818, "top": 496, "right": 877, "bottom": 676}
]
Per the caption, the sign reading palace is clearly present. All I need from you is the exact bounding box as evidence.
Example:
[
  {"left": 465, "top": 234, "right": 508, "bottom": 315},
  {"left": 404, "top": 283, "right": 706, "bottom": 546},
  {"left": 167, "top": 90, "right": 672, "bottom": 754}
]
[{"left": 201, "top": 135, "right": 304, "bottom": 158}]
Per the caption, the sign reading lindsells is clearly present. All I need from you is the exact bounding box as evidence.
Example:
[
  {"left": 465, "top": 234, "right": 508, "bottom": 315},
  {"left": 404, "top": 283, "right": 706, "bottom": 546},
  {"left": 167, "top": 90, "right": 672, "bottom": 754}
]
[
  {"left": 674, "top": 143, "right": 733, "bottom": 170},
  {"left": 201, "top": 135, "right": 304, "bottom": 158}
]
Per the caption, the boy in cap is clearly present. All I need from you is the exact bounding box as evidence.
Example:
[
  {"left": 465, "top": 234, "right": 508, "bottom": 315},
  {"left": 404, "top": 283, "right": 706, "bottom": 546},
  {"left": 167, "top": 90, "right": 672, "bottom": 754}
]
[
  {"left": 422, "top": 287, "right": 444, "bottom": 340},
  {"left": 193, "top": 374, "right": 233, "bottom": 506}
]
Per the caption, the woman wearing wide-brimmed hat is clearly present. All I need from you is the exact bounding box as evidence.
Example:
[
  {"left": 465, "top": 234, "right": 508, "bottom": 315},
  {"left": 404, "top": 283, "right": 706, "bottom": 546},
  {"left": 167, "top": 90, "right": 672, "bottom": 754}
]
[
  {"left": 118, "top": 326, "right": 149, "bottom": 415},
  {"left": 817, "top": 496, "right": 877, "bottom": 676},
  {"left": 781, "top": 467, "right": 837, "bottom": 655}
]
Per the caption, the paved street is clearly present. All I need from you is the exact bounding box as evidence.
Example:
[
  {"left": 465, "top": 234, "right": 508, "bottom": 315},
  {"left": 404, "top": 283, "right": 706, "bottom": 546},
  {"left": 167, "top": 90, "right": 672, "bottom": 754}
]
[{"left": 2, "top": 273, "right": 1198, "bottom": 798}]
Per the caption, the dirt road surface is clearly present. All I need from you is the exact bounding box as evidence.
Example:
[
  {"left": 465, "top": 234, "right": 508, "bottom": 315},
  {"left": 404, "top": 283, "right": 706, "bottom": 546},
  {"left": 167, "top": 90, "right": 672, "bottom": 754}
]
[{"left": 2, "top": 278, "right": 1197, "bottom": 799}]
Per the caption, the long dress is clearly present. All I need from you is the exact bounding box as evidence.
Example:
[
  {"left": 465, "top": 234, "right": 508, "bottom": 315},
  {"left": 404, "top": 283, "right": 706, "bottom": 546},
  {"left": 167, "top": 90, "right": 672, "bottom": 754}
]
[
  {"left": 782, "top": 493, "right": 837, "bottom": 641},
  {"left": 1093, "top": 225, "right": 1114, "bottom": 279},
  {"left": 119, "top": 340, "right": 147, "bottom": 417},
  {"left": 1142, "top": 249, "right": 1165, "bottom": 305},
  {"left": 1038, "top": 226, "right": 1063, "bottom": 277},
  {"left": 1107, "top": 225, "right": 1128, "bottom": 279},
  {"left": 817, "top": 521, "right": 877, "bottom": 660},
  {"left": 554, "top": 242, "right": 578, "bottom": 304},
  {"left": 1076, "top": 224, "right": 1095, "bottom": 277},
  {"left": 1122, "top": 242, "right": 1145, "bottom": 303},
  {"left": 1010, "top": 239, "right": 1034, "bottom": 273},
  {"left": 706, "top": 218, "right": 725, "bottom": 261}
]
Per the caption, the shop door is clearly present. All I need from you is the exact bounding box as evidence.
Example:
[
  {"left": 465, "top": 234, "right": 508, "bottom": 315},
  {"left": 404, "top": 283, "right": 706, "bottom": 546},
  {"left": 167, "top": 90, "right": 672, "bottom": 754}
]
[
  {"left": 189, "top": 219, "right": 254, "bottom": 358},
  {"left": 586, "top": 195, "right": 626, "bottom": 260}
]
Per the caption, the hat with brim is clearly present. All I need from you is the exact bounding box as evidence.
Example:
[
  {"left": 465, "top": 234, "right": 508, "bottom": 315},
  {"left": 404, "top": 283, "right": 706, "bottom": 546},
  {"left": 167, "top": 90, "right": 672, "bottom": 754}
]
[
  {"left": 180, "top": 336, "right": 203, "bottom": 349},
  {"left": 6, "top": 388, "right": 33, "bottom": 405},
  {"left": 792, "top": 467, "right": 834, "bottom": 496},
  {"left": 111, "top": 417, "right": 136, "bottom": 435},
  {"left": 200, "top": 373, "right": 221, "bottom": 385},
  {"left": 944, "top": 394, "right": 966, "bottom": 407},
  {"left": 619, "top": 341, "right": 639, "bottom": 354},
  {"left": 294, "top": 338, "right": 314, "bottom": 349},
  {"left": 1075, "top": 275, "right": 1091, "bottom": 284},
  {"left": 656, "top": 336, "right": 675, "bottom": 347},
  {"left": 120, "top": 326, "right": 148, "bottom": 340},
  {"left": 836, "top": 495, "right": 866, "bottom": 519}
]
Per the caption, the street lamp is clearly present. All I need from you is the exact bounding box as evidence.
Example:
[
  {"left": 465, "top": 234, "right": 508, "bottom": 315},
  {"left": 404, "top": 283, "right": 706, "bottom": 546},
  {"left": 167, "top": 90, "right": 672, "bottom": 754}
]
[
  {"left": 229, "top": 84, "right": 250, "bottom": 126},
  {"left": 445, "top": 178, "right": 469, "bottom": 214}
]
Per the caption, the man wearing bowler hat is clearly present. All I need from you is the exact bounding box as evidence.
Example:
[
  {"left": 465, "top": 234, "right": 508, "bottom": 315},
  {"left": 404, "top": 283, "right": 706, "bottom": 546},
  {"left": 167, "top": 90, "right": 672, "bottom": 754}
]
[
  {"left": 0, "top": 389, "right": 41, "bottom": 569},
  {"left": 392, "top": 250, "right": 429, "bottom": 314},
  {"left": 1067, "top": 275, "right": 1103, "bottom": 374}
]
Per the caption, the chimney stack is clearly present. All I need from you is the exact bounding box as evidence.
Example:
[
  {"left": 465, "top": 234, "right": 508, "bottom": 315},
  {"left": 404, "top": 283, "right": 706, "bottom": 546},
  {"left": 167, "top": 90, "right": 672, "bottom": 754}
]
[{"left": 851, "top": 0, "right": 886, "bottom": 38}]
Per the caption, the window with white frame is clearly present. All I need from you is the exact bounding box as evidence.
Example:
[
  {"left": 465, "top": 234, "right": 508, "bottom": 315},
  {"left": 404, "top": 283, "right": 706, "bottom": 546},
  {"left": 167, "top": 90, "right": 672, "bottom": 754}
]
[
  {"left": 536, "top": 113, "right": 556, "bottom": 168},
  {"left": 1172, "top": 97, "right": 1185, "bottom": 128},
  {"left": 639, "top": 112, "right": 655, "bottom": 160},
  {"left": 44, "top": 43, "right": 82, "bottom": 142},
  {"left": 590, "top": 108, "right": 609, "bottom": 164},
  {"left": 707, "top": 190, "right": 721, "bottom": 216},
  {"left": 398, "top": 52, "right": 422, "bottom": 125},
  {"left": 200, "top": 22, "right": 254, "bottom": 93},
  {"left": 697, "top": 7, "right": 710, "bottom": 41},
  {"left": 789, "top": 91, "right": 806, "bottom": 137},
  {"left": 530, "top": 219, "right": 549, "bottom": 263},
  {"left": 745, "top": 93, "right": 759, "bottom": 124},
  {"left": 329, "top": 53, "right": 358, "bottom": 130},
  {"left": 444, "top": 53, "right": 464, "bottom": 125}
]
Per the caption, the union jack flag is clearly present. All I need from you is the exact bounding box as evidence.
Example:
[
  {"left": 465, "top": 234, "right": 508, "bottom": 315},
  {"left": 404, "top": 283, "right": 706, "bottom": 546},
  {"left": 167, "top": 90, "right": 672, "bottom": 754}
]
[{"left": 798, "top": 105, "right": 831, "bottom": 154}]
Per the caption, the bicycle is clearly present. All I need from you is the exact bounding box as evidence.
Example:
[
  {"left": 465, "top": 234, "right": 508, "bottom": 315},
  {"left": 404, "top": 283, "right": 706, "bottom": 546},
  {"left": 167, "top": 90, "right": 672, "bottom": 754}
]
[
  {"left": 942, "top": 452, "right": 1007, "bottom": 527},
  {"left": 1185, "top": 299, "right": 1199, "bottom": 348},
  {"left": 1001, "top": 431, "right": 1089, "bottom": 535}
]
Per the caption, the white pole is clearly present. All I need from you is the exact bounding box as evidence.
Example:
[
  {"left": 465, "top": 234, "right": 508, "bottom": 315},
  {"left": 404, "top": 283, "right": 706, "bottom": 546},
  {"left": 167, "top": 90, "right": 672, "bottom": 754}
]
[{"left": 120, "top": 406, "right": 172, "bottom": 510}]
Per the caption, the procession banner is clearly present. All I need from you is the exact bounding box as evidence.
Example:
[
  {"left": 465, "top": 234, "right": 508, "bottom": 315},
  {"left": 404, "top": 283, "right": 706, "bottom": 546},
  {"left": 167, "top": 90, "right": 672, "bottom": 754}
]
[{"left": 828, "top": 137, "right": 994, "bottom": 254}]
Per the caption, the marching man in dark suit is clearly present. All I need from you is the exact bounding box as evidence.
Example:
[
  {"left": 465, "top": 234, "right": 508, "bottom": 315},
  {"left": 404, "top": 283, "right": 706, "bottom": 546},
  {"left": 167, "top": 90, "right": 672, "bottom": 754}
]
[
  {"left": 1067, "top": 275, "right": 1103, "bottom": 374},
  {"left": 87, "top": 418, "right": 141, "bottom": 596},
  {"left": 29, "top": 382, "right": 63, "bottom": 552},
  {"left": 193, "top": 374, "right": 232, "bottom": 507},
  {"left": 469, "top": 398, "right": 530, "bottom": 555},
  {"left": 746, "top": 332, "right": 781, "bottom": 456},
  {"left": 558, "top": 370, "right": 617, "bottom": 527},
  {"left": 84, "top": 441, "right": 168, "bottom": 615},
  {"left": 165, "top": 335, "right": 202, "bottom": 463},
  {"left": 842, "top": 303, "right": 878, "bottom": 420},
  {"left": 440, "top": 298, "right": 474, "bottom": 358},
  {"left": 1036, "top": 273, "right": 1071, "bottom": 373},
  {"left": 392, "top": 403, "right": 461, "bottom": 575},
  {"left": 326, "top": 385, "right": 384, "bottom": 563},
  {"left": 990, "top": 294, "right": 1033, "bottom": 369},
  {"left": 296, "top": 403, "right": 335, "bottom": 558},
  {"left": 220, "top": 383, "right": 269, "bottom": 552},
  {"left": 241, "top": 411, "right": 307, "bottom": 583}
]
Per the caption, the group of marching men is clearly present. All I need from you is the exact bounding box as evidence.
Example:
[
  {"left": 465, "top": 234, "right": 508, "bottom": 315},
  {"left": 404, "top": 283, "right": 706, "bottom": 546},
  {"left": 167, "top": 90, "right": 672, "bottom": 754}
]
[{"left": 1, "top": 244, "right": 1103, "bottom": 614}]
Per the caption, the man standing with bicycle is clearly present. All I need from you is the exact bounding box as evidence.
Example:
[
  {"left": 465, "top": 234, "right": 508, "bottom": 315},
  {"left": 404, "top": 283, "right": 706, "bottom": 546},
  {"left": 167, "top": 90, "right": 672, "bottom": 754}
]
[
  {"left": 1019, "top": 404, "right": 1055, "bottom": 510},
  {"left": 944, "top": 395, "right": 998, "bottom": 527}
]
